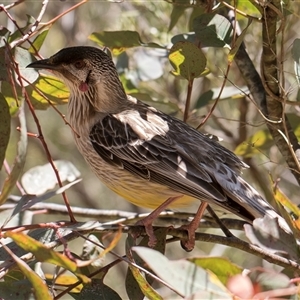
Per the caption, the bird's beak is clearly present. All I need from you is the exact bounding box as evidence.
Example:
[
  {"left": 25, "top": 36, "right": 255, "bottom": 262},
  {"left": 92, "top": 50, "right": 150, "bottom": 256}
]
[{"left": 27, "top": 58, "right": 59, "bottom": 70}]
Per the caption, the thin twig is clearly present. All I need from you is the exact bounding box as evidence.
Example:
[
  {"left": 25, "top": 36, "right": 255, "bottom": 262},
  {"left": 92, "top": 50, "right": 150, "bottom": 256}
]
[
  {"left": 13, "top": 0, "right": 50, "bottom": 55},
  {"left": 183, "top": 79, "right": 193, "bottom": 122},
  {"left": 6, "top": 0, "right": 88, "bottom": 49},
  {"left": 0, "top": 5, "right": 38, "bottom": 51},
  {"left": 3, "top": 0, "right": 25, "bottom": 10},
  {"left": 206, "top": 205, "right": 233, "bottom": 237}
]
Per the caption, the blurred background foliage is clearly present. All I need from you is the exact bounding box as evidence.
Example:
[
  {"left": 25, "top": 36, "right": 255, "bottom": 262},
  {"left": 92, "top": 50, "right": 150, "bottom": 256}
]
[{"left": 1, "top": 0, "right": 300, "bottom": 299}]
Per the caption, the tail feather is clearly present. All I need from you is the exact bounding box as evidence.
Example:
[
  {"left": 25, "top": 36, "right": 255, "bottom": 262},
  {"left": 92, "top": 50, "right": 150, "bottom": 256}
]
[{"left": 213, "top": 167, "right": 292, "bottom": 235}]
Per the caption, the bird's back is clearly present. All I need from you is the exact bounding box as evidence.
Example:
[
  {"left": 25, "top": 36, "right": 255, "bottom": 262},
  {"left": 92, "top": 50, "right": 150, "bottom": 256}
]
[{"left": 85, "top": 97, "right": 278, "bottom": 222}]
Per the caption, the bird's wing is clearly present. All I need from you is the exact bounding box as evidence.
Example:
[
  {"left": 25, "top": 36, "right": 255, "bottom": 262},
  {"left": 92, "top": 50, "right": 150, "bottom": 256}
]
[{"left": 89, "top": 104, "right": 269, "bottom": 220}]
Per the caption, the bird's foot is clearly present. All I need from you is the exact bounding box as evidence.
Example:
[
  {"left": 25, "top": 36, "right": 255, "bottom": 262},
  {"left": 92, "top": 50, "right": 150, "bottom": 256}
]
[
  {"left": 131, "top": 197, "right": 182, "bottom": 247},
  {"left": 179, "top": 202, "right": 208, "bottom": 251},
  {"left": 132, "top": 219, "right": 157, "bottom": 248},
  {"left": 179, "top": 224, "right": 196, "bottom": 252}
]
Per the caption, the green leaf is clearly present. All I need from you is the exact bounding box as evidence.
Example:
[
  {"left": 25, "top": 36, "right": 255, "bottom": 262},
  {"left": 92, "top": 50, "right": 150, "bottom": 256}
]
[
  {"left": 0, "top": 47, "right": 9, "bottom": 81},
  {"left": 234, "top": 129, "right": 273, "bottom": 158},
  {"left": 188, "top": 257, "right": 242, "bottom": 285},
  {"left": 125, "top": 228, "right": 167, "bottom": 300},
  {"left": 1, "top": 81, "right": 22, "bottom": 115},
  {"left": 193, "top": 13, "right": 232, "bottom": 48},
  {"left": 0, "top": 102, "right": 27, "bottom": 205},
  {"left": 2, "top": 244, "right": 52, "bottom": 300},
  {"left": 25, "top": 74, "right": 69, "bottom": 109},
  {"left": 188, "top": 7, "right": 205, "bottom": 31},
  {"left": 171, "top": 33, "right": 196, "bottom": 45},
  {"left": 90, "top": 30, "right": 141, "bottom": 49},
  {"left": 5, "top": 231, "right": 90, "bottom": 283},
  {"left": 271, "top": 182, "right": 300, "bottom": 236},
  {"left": 28, "top": 29, "right": 49, "bottom": 54},
  {"left": 0, "top": 93, "right": 10, "bottom": 169},
  {"left": 169, "top": 41, "right": 207, "bottom": 80},
  {"left": 133, "top": 247, "right": 232, "bottom": 299},
  {"left": 169, "top": 5, "right": 187, "bottom": 32},
  {"left": 236, "top": 0, "right": 262, "bottom": 17},
  {"left": 126, "top": 249, "right": 162, "bottom": 300},
  {"left": 296, "top": 89, "right": 300, "bottom": 102},
  {"left": 89, "top": 31, "right": 164, "bottom": 54}
]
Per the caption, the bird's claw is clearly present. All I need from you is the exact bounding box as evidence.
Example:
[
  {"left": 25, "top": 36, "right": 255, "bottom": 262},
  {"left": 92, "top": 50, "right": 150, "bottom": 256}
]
[
  {"left": 179, "top": 225, "right": 196, "bottom": 252},
  {"left": 132, "top": 219, "right": 157, "bottom": 248}
]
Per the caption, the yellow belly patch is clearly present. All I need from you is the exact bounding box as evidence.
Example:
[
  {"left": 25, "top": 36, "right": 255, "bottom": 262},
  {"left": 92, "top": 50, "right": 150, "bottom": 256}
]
[{"left": 108, "top": 179, "right": 197, "bottom": 209}]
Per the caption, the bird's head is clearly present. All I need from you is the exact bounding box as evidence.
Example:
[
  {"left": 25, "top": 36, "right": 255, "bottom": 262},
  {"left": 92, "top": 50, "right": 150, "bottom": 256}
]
[{"left": 27, "top": 46, "right": 127, "bottom": 113}]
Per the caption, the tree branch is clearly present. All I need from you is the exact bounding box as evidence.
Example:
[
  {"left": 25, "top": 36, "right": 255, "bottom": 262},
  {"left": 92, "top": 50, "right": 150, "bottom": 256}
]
[
  {"left": 261, "top": 1, "right": 300, "bottom": 182},
  {"left": 230, "top": 5, "right": 300, "bottom": 185}
]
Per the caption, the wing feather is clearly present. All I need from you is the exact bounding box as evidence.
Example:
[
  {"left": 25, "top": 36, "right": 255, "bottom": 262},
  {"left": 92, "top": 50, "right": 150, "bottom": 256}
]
[{"left": 89, "top": 102, "right": 268, "bottom": 220}]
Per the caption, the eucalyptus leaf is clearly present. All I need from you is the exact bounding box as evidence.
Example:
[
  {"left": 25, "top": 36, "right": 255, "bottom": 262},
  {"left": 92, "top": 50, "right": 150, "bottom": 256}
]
[
  {"left": 0, "top": 93, "right": 10, "bottom": 169},
  {"left": 3, "top": 179, "right": 81, "bottom": 227},
  {"left": 169, "top": 5, "right": 187, "bottom": 32},
  {"left": 14, "top": 47, "right": 39, "bottom": 86},
  {"left": 169, "top": 41, "right": 207, "bottom": 80},
  {"left": 21, "top": 160, "right": 81, "bottom": 195},
  {"left": 1, "top": 81, "right": 22, "bottom": 115},
  {"left": 0, "top": 102, "right": 27, "bottom": 205},
  {"left": 171, "top": 32, "right": 196, "bottom": 45},
  {"left": 0, "top": 47, "right": 9, "bottom": 81},
  {"left": 28, "top": 29, "right": 49, "bottom": 54},
  {"left": 89, "top": 31, "right": 164, "bottom": 55},
  {"left": 193, "top": 13, "right": 232, "bottom": 48},
  {"left": 25, "top": 74, "right": 69, "bottom": 109},
  {"left": 133, "top": 247, "right": 231, "bottom": 299}
]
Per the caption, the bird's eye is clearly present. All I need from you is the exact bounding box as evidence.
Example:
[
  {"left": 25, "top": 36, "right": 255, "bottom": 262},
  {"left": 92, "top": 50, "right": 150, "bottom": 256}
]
[{"left": 74, "top": 60, "right": 85, "bottom": 69}]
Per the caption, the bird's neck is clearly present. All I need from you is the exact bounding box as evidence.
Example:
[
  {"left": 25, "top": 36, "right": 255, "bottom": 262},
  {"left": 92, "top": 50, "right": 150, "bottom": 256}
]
[
  {"left": 67, "top": 80, "right": 130, "bottom": 136},
  {"left": 67, "top": 90, "right": 96, "bottom": 136},
  {"left": 92, "top": 80, "right": 129, "bottom": 114}
]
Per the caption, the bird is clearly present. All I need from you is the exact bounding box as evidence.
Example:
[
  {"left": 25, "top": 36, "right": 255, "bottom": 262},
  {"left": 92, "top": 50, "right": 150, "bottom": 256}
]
[{"left": 27, "top": 46, "right": 292, "bottom": 250}]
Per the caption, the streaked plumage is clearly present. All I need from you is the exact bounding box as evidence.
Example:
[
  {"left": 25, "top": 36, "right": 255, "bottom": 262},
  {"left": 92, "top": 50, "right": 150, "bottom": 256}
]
[{"left": 27, "top": 46, "right": 292, "bottom": 246}]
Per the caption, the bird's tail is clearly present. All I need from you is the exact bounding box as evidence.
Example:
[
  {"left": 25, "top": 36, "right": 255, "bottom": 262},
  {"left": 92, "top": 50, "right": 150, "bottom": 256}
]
[{"left": 234, "top": 176, "right": 293, "bottom": 235}]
